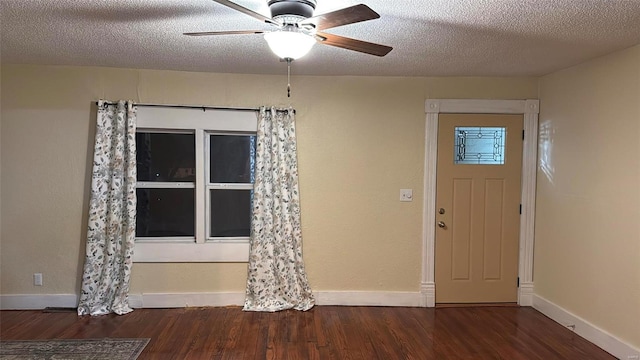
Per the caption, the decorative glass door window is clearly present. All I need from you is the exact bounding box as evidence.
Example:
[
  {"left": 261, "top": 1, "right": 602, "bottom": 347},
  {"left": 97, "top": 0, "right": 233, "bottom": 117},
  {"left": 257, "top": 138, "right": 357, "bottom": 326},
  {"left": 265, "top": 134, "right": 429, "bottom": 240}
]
[{"left": 454, "top": 127, "right": 506, "bottom": 165}]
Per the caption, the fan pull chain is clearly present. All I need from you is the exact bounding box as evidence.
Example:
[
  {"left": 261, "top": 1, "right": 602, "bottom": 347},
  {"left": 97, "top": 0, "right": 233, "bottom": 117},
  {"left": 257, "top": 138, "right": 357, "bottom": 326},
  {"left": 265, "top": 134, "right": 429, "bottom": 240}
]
[{"left": 287, "top": 58, "right": 292, "bottom": 98}]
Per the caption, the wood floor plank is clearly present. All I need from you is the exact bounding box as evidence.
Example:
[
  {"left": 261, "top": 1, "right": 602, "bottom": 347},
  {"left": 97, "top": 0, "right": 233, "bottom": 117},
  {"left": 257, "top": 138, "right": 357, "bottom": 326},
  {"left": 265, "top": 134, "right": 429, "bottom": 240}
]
[{"left": 0, "top": 306, "right": 616, "bottom": 359}]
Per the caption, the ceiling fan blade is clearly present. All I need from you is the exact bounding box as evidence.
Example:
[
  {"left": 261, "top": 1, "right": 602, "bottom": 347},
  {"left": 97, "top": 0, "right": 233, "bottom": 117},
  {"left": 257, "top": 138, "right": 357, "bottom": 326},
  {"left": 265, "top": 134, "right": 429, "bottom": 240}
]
[
  {"left": 300, "top": 4, "right": 379, "bottom": 31},
  {"left": 184, "top": 30, "right": 266, "bottom": 36},
  {"left": 316, "top": 32, "right": 392, "bottom": 57},
  {"left": 212, "top": 0, "right": 279, "bottom": 26}
]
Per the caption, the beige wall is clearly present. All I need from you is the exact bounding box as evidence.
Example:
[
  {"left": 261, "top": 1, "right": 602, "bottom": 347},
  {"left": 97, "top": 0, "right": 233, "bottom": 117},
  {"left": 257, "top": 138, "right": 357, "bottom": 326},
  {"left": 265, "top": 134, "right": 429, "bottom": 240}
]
[
  {"left": 0, "top": 64, "right": 2, "bottom": 256},
  {"left": 536, "top": 45, "right": 640, "bottom": 348},
  {"left": 0, "top": 64, "right": 537, "bottom": 296}
]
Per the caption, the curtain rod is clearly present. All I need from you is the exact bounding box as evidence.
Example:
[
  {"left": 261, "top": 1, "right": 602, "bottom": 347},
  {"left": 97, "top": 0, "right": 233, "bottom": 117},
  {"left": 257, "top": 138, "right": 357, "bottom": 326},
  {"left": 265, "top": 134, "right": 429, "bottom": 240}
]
[{"left": 96, "top": 101, "right": 259, "bottom": 112}]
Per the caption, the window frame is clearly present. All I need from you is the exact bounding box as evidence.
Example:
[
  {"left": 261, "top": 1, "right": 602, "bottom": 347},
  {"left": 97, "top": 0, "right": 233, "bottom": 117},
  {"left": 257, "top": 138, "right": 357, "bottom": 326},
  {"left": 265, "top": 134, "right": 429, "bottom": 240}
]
[{"left": 133, "top": 107, "right": 258, "bottom": 263}]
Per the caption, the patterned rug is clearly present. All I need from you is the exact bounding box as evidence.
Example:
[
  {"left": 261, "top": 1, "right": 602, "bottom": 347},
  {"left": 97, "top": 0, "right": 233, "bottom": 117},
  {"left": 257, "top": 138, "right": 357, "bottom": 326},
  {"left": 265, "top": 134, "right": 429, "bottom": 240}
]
[{"left": 0, "top": 338, "right": 150, "bottom": 360}]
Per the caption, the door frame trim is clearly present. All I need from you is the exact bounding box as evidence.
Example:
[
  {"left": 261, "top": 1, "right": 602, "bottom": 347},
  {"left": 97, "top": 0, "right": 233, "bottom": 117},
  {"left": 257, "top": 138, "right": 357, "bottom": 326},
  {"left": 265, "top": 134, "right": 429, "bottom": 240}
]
[{"left": 420, "top": 99, "right": 539, "bottom": 307}]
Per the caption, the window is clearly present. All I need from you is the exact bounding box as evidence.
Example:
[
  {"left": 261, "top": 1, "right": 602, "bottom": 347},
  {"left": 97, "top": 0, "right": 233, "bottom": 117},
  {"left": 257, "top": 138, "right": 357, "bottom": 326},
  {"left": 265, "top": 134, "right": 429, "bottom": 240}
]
[
  {"left": 454, "top": 126, "right": 506, "bottom": 165},
  {"left": 133, "top": 107, "right": 258, "bottom": 262}
]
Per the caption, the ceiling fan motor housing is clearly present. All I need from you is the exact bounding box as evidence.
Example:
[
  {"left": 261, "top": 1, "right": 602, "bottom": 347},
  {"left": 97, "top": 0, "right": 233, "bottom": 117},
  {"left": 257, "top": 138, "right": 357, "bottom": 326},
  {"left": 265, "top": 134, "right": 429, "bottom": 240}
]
[{"left": 268, "top": 0, "right": 317, "bottom": 19}]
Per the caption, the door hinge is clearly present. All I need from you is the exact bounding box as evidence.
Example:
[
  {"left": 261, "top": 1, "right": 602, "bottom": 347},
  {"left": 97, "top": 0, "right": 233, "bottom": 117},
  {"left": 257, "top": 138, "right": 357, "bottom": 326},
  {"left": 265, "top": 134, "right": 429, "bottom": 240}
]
[
  {"left": 519, "top": 204, "right": 522, "bottom": 214},
  {"left": 522, "top": 130, "right": 525, "bottom": 140},
  {"left": 517, "top": 277, "right": 520, "bottom": 287}
]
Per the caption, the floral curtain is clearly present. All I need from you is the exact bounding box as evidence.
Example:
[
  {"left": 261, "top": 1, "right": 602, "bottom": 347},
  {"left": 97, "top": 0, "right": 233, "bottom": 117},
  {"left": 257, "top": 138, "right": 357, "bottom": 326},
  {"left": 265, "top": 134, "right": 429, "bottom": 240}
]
[
  {"left": 243, "top": 107, "right": 315, "bottom": 312},
  {"left": 78, "top": 100, "right": 137, "bottom": 316}
]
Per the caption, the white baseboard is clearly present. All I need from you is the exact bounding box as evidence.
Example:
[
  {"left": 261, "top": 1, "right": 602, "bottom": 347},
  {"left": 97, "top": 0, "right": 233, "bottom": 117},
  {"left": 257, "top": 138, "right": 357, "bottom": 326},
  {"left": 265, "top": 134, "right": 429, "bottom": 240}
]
[
  {"left": 133, "top": 291, "right": 422, "bottom": 308},
  {"left": 420, "top": 282, "right": 435, "bottom": 307},
  {"left": 518, "top": 282, "right": 534, "bottom": 306},
  {"left": 0, "top": 294, "right": 78, "bottom": 310},
  {"left": 315, "top": 291, "right": 422, "bottom": 307},
  {"left": 532, "top": 294, "right": 640, "bottom": 359},
  {"left": 1, "top": 291, "right": 423, "bottom": 310},
  {"left": 129, "top": 292, "right": 245, "bottom": 308}
]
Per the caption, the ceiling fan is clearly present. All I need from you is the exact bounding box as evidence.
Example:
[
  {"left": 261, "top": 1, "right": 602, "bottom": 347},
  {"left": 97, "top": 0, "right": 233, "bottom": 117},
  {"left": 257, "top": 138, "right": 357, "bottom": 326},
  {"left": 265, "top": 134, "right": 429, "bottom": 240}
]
[{"left": 184, "top": 0, "right": 393, "bottom": 60}]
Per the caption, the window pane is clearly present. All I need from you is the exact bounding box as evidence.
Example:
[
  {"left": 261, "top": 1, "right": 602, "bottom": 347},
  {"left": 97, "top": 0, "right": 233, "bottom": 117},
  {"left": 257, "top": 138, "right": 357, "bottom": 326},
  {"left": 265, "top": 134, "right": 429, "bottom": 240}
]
[
  {"left": 137, "top": 133, "right": 195, "bottom": 182},
  {"left": 454, "top": 127, "right": 506, "bottom": 165},
  {"left": 210, "top": 135, "right": 256, "bottom": 183},
  {"left": 210, "top": 190, "right": 252, "bottom": 237},
  {"left": 136, "top": 189, "right": 195, "bottom": 237}
]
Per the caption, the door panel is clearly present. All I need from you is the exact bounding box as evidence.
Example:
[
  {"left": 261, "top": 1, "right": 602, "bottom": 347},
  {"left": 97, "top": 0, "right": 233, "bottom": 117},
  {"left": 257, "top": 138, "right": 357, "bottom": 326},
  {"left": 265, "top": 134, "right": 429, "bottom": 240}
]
[
  {"left": 435, "top": 113, "right": 523, "bottom": 303},
  {"left": 451, "top": 178, "right": 472, "bottom": 280},
  {"left": 483, "top": 179, "right": 505, "bottom": 280}
]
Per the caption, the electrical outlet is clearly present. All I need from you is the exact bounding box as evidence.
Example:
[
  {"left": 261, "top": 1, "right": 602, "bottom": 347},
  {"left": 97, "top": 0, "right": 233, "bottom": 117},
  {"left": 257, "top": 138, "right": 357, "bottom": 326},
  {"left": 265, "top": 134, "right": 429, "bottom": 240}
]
[
  {"left": 400, "top": 189, "right": 413, "bottom": 202},
  {"left": 34, "top": 273, "right": 43, "bottom": 286},
  {"left": 627, "top": 355, "right": 639, "bottom": 360}
]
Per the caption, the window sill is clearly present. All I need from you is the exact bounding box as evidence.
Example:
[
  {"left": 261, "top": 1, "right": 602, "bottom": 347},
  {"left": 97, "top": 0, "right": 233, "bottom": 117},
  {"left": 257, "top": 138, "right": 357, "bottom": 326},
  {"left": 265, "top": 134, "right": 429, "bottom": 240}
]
[{"left": 133, "top": 242, "right": 249, "bottom": 262}]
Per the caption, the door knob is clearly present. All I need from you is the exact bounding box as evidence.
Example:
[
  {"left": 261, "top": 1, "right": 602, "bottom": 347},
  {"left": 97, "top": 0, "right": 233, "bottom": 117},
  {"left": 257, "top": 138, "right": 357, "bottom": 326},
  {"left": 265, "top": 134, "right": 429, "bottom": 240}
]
[{"left": 437, "top": 221, "right": 446, "bottom": 228}]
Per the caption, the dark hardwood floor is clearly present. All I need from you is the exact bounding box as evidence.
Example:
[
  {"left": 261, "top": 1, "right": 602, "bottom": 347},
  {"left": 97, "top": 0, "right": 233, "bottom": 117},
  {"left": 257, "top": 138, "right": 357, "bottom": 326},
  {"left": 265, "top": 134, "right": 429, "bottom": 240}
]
[{"left": 1, "top": 306, "right": 614, "bottom": 359}]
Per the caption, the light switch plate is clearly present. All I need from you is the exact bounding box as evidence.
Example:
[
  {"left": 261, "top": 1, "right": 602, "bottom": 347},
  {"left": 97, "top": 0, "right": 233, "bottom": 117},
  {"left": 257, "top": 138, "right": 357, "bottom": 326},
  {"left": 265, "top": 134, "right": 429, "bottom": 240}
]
[
  {"left": 400, "top": 189, "right": 413, "bottom": 202},
  {"left": 34, "top": 273, "right": 43, "bottom": 286}
]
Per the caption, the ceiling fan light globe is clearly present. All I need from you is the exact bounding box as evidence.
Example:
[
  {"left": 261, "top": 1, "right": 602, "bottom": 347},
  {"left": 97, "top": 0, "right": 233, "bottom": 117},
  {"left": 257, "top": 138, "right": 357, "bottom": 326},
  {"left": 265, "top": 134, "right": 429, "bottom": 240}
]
[{"left": 264, "top": 31, "right": 316, "bottom": 60}]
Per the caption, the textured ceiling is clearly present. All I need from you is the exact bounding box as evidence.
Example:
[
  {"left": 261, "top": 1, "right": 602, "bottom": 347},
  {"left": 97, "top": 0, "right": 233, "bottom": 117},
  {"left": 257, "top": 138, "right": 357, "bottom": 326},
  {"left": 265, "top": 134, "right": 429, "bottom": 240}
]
[{"left": 2, "top": 0, "right": 640, "bottom": 76}]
